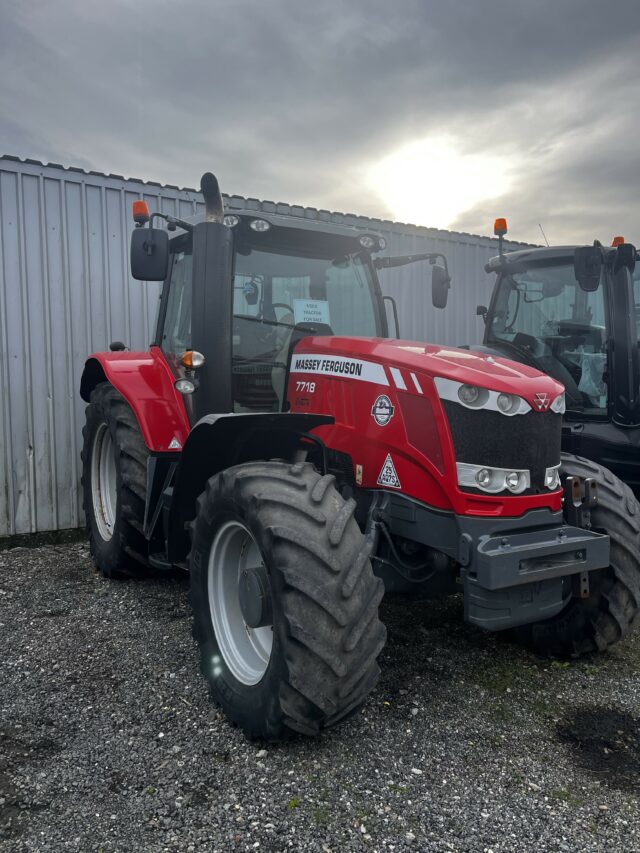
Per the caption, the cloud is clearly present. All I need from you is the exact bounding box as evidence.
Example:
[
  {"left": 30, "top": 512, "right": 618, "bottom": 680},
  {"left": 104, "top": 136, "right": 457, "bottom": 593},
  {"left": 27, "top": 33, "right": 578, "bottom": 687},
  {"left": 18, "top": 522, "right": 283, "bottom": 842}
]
[
  {"left": 452, "top": 47, "right": 640, "bottom": 243},
  {"left": 1, "top": 0, "right": 639, "bottom": 243}
]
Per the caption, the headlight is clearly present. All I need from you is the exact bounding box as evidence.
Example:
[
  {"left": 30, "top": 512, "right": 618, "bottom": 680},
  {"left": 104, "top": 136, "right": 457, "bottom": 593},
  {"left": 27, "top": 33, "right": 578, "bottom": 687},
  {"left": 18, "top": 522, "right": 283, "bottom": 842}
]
[
  {"left": 544, "top": 464, "right": 561, "bottom": 490},
  {"left": 457, "top": 463, "right": 530, "bottom": 494},
  {"left": 550, "top": 393, "right": 566, "bottom": 414},
  {"left": 505, "top": 471, "right": 526, "bottom": 492},
  {"left": 459, "top": 384, "right": 478, "bottom": 404},
  {"left": 174, "top": 378, "right": 196, "bottom": 395},
  {"left": 435, "top": 377, "right": 531, "bottom": 416},
  {"left": 497, "top": 393, "right": 518, "bottom": 414},
  {"left": 476, "top": 468, "right": 491, "bottom": 488},
  {"left": 458, "top": 385, "right": 487, "bottom": 409}
]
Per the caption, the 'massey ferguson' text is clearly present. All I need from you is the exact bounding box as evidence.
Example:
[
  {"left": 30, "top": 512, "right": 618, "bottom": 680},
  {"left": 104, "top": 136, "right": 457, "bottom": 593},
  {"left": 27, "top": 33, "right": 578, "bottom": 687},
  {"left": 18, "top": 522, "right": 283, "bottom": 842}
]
[
  {"left": 293, "top": 357, "right": 362, "bottom": 376},
  {"left": 290, "top": 353, "right": 390, "bottom": 386}
]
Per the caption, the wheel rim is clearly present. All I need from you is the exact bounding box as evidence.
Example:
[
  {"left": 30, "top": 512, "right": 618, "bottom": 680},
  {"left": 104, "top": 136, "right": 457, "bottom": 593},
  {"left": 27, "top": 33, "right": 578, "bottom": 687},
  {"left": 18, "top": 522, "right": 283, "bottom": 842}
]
[
  {"left": 91, "top": 423, "right": 117, "bottom": 541},
  {"left": 208, "top": 521, "right": 273, "bottom": 685}
]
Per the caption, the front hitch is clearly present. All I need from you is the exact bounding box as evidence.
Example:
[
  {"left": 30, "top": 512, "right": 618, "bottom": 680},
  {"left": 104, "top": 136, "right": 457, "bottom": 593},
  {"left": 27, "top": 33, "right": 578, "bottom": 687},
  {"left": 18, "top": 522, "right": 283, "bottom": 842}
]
[{"left": 563, "top": 475, "right": 598, "bottom": 529}]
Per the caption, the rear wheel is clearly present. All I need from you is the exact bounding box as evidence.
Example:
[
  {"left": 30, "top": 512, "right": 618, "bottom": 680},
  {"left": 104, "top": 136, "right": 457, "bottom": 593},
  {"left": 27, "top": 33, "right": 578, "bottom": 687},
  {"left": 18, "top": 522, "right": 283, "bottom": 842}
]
[
  {"left": 513, "top": 453, "right": 640, "bottom": 657},
  {"left": 82, "top": 382, "right": 149, "bottom": 578},
  {"left": 189, "top": 460, "right": 386, "bottom": 740}
]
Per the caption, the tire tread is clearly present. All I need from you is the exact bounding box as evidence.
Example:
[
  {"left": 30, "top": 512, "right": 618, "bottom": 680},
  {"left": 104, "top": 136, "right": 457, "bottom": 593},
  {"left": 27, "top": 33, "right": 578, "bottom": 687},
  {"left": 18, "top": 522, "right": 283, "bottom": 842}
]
[{"left": 81, "top": 382, "right": 149, "bottom": 578}]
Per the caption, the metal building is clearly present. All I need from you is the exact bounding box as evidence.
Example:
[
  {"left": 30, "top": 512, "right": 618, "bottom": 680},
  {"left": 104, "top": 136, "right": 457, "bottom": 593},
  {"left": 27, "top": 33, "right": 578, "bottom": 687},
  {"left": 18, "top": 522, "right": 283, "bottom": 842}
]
[{"left": 0, "top": 155, "right": 527, "bottom": 536}]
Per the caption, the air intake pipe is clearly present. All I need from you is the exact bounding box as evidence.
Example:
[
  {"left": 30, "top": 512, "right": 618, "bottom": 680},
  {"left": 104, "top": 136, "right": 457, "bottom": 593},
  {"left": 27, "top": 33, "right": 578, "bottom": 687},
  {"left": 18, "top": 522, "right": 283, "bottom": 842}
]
[{"left": 191, "top": 172, "right": 234, "bottom": 416}]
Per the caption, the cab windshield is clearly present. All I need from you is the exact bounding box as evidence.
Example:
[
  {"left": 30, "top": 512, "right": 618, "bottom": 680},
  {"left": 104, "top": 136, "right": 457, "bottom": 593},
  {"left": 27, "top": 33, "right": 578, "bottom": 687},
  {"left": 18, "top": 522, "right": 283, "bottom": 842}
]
[
  {"left": 232, "top": 243, "right": 382, "bottom": 411},
  {"left": 159, "top": 234, "right": 383, "bottom": 413},
  {"left": 233, "top": 247, "right": 380, "bottom": 335},
  {"left": 488, "top": 261, "right": 608, "bottom": 416}
]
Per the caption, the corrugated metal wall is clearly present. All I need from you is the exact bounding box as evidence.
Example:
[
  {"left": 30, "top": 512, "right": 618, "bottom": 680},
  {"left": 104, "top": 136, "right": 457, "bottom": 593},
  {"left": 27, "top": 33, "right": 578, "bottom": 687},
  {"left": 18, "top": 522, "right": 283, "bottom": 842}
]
[{"left": 0, "top": 156, "right": 528, "bottom": 535}]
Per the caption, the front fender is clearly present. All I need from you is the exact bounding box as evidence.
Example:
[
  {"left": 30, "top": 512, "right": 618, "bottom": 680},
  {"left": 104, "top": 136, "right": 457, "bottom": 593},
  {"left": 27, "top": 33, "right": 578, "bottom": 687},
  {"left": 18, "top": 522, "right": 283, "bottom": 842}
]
[
  {"left": 167, "top": 412, "right": 333, "bottom": 563},
  {"left": 80, "top": 346, "right": 190, "bottom": 452}
]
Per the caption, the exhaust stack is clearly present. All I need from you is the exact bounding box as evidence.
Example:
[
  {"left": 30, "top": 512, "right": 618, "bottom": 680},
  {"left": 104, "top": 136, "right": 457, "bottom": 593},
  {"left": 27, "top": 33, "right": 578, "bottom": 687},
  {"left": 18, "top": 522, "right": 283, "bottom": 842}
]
[{"left": 201, "top": 172, "right": 224, "bottom": 223}]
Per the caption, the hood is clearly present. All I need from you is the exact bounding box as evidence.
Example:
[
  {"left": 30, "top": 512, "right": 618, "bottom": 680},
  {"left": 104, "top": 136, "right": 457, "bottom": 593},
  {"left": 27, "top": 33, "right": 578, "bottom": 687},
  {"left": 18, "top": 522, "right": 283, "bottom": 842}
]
[{"left": 293, "top": 336, "right": 565, "bottom": 409}]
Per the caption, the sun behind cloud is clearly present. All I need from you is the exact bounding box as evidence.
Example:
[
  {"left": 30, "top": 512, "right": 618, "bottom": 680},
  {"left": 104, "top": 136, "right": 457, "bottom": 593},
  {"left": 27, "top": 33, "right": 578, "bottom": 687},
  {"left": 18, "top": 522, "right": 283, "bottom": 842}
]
[{"left": 370, "top": 136, "right": 512, "bottom": 230}]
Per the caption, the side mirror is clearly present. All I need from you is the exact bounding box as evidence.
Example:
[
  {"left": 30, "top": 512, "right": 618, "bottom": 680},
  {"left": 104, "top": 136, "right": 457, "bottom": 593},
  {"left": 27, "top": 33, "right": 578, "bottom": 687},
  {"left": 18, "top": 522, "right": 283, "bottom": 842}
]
[
  {"left": 614, "top": 242, "right": 636, "bottom": 273},
  {"left": 130, "top": 227, "right": 169, "bottom": 281},
  {"left": 432, "top": 265, "right": 450, "bottom": 309},
  {"left": 476, "top": 305, "right": 488, "bottom": 322},
  {"left": 574, "top": 246, "right": 602, "bottom": 292}
]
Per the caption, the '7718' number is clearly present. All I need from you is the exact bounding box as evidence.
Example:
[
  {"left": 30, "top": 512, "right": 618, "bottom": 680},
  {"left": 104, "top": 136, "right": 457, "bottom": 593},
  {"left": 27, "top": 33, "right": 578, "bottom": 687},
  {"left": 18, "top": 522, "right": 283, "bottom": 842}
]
[{"left": 296, "top": 381, "right": 316, "bottom": 394}]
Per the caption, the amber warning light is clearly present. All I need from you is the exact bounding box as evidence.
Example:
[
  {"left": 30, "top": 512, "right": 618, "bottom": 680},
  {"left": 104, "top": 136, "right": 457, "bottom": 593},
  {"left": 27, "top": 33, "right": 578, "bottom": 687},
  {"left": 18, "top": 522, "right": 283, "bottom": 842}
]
[
  {"left": 611, "top": 236, "right": 625, "bottom": 247},
  {"left": 132, "top": 200, "right": 150, "bottom": 225},
  {"left": 180, "top": 350, "right": 205, "bottom": 369},
  {"left": 494, "top": 218, "right": 508, "bottom": 237}
]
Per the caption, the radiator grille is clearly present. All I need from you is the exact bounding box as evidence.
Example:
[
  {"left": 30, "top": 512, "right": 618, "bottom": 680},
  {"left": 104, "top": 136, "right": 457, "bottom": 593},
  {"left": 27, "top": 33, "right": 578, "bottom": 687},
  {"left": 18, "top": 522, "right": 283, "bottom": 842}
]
[{"left": 442, "top": 401, "right": 562, "bottom": 493}]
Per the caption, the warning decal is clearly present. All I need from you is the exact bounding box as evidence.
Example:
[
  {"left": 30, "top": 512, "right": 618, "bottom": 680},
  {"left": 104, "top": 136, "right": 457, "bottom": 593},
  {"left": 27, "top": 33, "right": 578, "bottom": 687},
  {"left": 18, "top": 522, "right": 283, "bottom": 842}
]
[
  {"left": 168, "top": 437, "right": 182, "bottom": 450},
  {"left": 377, "top": 454, "right": 401, "bottom": 489}
]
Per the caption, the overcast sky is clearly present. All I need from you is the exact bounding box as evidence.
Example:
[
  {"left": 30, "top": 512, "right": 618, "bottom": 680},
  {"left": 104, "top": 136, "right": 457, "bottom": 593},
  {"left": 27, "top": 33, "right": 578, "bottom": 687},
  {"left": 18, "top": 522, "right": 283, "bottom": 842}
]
[{"left": 1, "top": 0, "right": 639, "bottom": 244}]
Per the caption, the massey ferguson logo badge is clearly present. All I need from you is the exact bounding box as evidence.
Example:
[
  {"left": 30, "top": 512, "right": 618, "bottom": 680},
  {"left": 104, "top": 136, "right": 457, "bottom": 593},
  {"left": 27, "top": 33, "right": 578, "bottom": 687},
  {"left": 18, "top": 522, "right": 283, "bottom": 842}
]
[
  {"left": 534, "top": 392, "right": 550, "bottom": 411},
  {"left": 372, "top": 395, "right": 395, "bottom": 426}
]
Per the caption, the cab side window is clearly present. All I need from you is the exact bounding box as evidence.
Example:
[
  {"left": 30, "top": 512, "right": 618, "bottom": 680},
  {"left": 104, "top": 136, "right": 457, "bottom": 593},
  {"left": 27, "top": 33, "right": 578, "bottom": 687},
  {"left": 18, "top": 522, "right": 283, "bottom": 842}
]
[{"left": 161, "top": 248, "right": 193, "bottom": 357}]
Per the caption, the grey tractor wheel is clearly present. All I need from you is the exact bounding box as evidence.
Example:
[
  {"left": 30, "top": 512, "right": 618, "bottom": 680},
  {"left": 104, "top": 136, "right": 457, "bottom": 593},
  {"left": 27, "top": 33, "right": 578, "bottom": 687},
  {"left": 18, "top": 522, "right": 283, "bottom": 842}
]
[
  {"left": 81, "top": 382, "right": 149, "bottom": 578},
  {"left": 513, "top": 453, "right": 640, "bottom": 657},
  {"left": 189, "top": 460, "right": 387, "bottom": 740}
]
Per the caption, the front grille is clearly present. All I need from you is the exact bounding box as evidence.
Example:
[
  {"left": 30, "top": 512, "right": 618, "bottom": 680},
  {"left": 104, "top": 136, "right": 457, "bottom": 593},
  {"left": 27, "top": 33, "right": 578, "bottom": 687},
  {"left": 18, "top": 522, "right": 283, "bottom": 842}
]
[{"left": 442, "top": 401, "right": 562, "bottom": 493}]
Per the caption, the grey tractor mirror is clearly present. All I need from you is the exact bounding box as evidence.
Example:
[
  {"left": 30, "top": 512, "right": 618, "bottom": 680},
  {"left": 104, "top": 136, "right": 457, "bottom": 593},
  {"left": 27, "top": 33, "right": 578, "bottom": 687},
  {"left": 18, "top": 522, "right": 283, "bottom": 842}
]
[
  {"left": 574, "top": 246, "right": 602, "bottom": 293},
  {"left": 130, "top": 227, "right": 169, "bottom": 281},
  {"left": 432, "top": 265, "right": 451, "bottom": 309}
]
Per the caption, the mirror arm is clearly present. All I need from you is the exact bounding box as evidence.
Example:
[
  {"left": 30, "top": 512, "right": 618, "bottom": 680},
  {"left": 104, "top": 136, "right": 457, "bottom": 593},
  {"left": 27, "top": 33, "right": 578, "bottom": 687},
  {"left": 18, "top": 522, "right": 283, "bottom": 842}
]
[
  {"left": 375, "top": 252, "right": 440, "bottom": 270},
  {"left": 148, "top": 212, "right": 194, "bottom": 233},
  {"left": 375, "top": 251, "right": 450, "bottom": 278}
]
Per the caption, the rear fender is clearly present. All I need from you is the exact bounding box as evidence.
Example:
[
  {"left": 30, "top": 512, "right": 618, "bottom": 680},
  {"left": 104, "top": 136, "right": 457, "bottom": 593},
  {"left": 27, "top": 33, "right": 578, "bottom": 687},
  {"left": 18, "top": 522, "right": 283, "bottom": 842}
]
[
  {"left": 79, "top": 347, "right": 190, "bottom": 452},
  {"left": 167, "top": 412, "right": 333, "bottom": 563}
]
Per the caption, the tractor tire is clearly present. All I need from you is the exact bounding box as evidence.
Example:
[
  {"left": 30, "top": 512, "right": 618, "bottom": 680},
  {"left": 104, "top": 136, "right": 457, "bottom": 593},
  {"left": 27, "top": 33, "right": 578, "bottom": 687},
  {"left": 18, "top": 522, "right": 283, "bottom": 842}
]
[
  {"left": 81, "top": 382, "right": 149, "bottom": 578},
  {"left": 189, "top": 460, "right": 386, "bottom": 740},
  {"left": 513, "top": 453, "right": 640, "bottom": 657}
]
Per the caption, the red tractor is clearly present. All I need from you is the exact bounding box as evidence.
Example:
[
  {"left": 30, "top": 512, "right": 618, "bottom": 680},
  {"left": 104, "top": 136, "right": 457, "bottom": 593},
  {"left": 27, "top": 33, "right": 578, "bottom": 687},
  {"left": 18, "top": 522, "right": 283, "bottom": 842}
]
[{"left": 80, "top": 174, "right": 640, "bottom": 740}]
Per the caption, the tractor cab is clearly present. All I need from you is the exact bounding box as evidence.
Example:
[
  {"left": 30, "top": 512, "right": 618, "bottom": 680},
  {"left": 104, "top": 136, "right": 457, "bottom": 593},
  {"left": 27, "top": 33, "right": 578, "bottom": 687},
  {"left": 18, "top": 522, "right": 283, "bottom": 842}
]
[
  {"left": 167, "top": 212, "right": 387, "bottom": 415},
  {"left": 130, "top": 177, "right": 451, "bottom": 424},
  {"left": 485, "top": 246, "right": 612, "bottom": 416},
  {"left": 481, "top": 226, "right": 640, "bottom": 490}
]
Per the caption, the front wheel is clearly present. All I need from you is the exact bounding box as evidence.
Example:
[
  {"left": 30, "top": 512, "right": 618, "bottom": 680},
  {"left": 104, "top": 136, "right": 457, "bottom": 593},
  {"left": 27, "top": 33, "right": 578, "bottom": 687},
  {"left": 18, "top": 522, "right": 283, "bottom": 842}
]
[
  {"left": 512, "top": 454, "right": 640, "bottom": 657},
  {"left": 189, "top": 460, "right": 386, "bottom": 740}
]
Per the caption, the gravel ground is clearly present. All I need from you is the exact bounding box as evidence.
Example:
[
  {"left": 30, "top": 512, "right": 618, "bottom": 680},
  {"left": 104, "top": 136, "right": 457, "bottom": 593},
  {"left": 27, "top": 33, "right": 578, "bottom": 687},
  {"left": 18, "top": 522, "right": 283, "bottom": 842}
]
[{"left": 1, "top": 541, "right": 639, "bottom": 853}]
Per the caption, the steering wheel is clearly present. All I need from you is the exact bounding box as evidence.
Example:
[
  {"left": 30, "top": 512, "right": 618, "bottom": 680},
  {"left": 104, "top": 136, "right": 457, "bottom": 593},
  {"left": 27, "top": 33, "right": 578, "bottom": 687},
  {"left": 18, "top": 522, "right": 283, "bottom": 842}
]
[{"left": 270, "top": 302, "right": 294, "bottom": 320}]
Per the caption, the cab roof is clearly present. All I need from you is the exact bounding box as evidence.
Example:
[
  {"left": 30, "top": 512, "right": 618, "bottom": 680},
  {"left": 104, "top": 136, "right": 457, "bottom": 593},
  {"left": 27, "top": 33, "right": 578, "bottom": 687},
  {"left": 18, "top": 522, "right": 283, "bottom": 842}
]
[
  {"left": 171, "top": 209, "right": 384, "bottom": 244},
  {"left": 485, "top": 244, "right": 619, "bottom": 273}
]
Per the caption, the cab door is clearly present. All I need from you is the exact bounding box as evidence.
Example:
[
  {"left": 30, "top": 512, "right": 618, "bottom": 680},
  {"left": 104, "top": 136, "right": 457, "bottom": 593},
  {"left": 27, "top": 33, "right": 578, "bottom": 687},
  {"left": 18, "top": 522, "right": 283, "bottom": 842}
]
[{"left": 155, "top": 235, "right": 195, "bottom": 421}]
